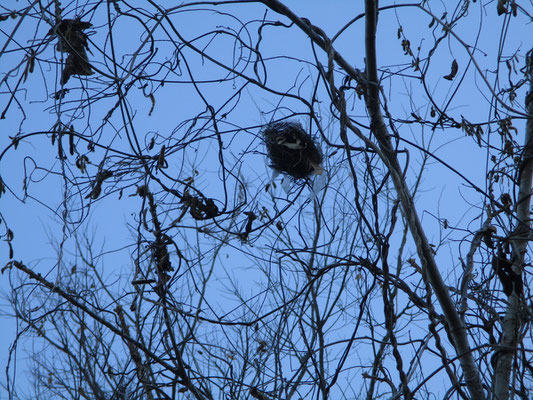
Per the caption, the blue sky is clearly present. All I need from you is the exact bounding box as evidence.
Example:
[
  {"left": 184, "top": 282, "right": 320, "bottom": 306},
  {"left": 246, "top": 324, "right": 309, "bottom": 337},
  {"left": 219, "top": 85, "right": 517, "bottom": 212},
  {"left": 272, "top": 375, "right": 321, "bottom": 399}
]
[{"left": 1, "top": 0, "right": 532, "bottom": 398}]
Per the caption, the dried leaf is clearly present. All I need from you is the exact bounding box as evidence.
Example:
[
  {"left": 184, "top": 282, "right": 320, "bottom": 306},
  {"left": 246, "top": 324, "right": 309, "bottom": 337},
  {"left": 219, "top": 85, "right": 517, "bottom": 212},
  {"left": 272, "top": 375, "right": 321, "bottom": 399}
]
[
  {"left": 157, "top": 145, "right": 167, "bottom": 169},
  {"left": 75, "top": 155, "right": 89, "bottom": 173},
  {"left": 148, "top": 93, "right": 155, "bottom": 116},
  {"left": 443, "top": 59, "right": 458, "bottom": 80},
  {"left": 22, "top": 50, "right": 36, "bottom": 83},
  {"left": 85, "top": 169, "right": 112, "bottom": 199},
  {"left": 2, "top": 261, "right": 14, "bottom": 274},
  {"left": 50, "top": 19, "right": 94, "bottom": 84},
  {"left": 61, "top": 50, "right": 94, "bottom": 84},
  {"left": 497, "top": 0, "right": 507, "bottom": 15},
  {"left": 10, "top": 136, "right": 20, "bottom": 150},
  {"left": 54, "top": 88, "right": 69, "bottom": 99},
  {"left": 85, "top": 181, "right": 102, "bottom": 199},
  {"left": 57, "top": 136, "right": 65, "bottom": 159},
  {"left": 401, "top": 39, "right": 412, "bottom": 56}
]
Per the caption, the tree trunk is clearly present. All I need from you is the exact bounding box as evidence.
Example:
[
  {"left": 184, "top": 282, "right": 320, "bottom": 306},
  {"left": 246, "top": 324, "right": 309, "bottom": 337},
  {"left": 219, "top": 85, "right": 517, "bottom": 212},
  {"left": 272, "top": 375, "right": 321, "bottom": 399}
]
[
  {"left": 363, "top": 1, "right": 486, "bottom": 399},
  {"left": 492, "top": 49, "right": 533, "bottom": 400}
]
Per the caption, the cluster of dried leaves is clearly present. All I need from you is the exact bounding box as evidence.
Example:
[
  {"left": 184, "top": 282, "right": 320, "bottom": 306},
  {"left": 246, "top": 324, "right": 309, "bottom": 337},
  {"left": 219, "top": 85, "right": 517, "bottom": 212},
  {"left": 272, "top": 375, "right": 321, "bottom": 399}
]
[{"left": 47, "top": 18, "right": 94, "bottom": 84}]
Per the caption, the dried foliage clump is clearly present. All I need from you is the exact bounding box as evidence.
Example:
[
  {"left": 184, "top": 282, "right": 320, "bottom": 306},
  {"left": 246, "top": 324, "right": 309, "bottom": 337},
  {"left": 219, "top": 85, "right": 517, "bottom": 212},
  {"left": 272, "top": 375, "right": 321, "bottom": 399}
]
[
  {"left": 48, "top": 18, "right": 94, "bottom": 84},
  {"left": 180, "top": 190, "right": 219, "bottom": 220},
  {"left": 262, "top": 121, "right": 323, "bottom": 179}
]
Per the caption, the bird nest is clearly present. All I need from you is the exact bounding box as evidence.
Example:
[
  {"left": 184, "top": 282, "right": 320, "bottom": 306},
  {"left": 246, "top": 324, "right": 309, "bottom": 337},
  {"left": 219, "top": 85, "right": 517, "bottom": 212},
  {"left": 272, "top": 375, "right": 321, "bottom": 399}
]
[{"left": 262, "top": 121, "right": 323, "bottom": 179}]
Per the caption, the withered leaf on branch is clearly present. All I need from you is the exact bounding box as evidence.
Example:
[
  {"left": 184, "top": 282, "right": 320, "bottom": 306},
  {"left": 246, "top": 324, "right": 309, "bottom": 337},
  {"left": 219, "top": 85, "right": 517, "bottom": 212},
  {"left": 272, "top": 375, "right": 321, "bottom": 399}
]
[
  {"left": 152, "top": 235, "right": 173, "bottom": 273},
  {"left": 443, "top": 59, "right": 458, "bottom": 80},
  {"left": 75, "top": 155, "right": 89, "bottom": 173},
  {"left": 493, "top": 246, "right": 523, "bottom": 296},
  {"left": 481, "top": 226, "right": 497, "bottom": 249},
  {"left": 239, "top": 211, "right": 257, "bottom": 241},
  {"left": 0, "top": 11, "right": 17, "bottom": 22},
  {"left": 9, "top": 136, "right": 20, "bottom": 150},
  {"left": 85, "top": 169, "right": 113, "bottom": 200},
  {"left": 401, "top": 39, "right": 412, "bottom": 56},
  {"left": 500, "top": 193, "right": 513, "bottom": 215},
  {"left": 157, "top": 145, "right": 167, "bottom": 169},
  {"left": 61, "top": 50, "right": 94, "bottom": 84},
  {"left": 148, "top": 93, "right": 156, "bottom": 116},
  {"left": 22, "top": 49, "right": 36, "bottom": 83},
  {"left": 53, "top": 88, "right": 69, "bottom": 99},
  {"left": 181, "top": 191, "right": 219, "bottom": 220},
  {"left": 48, "top": 18, "right": 94, "bottom": 84},
  {"left": 497, "top": 0, "right": 508, "bottom": 15},
  {"left": 48, "top": 19, "right": 92, "bottom": 52}
]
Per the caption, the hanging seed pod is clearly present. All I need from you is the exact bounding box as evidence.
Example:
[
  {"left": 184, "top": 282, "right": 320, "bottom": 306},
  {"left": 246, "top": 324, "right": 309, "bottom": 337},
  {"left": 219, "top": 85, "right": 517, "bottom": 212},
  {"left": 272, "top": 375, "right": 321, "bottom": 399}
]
[{"left": 262, "top": 121, "right": 323, "bottom": 179}]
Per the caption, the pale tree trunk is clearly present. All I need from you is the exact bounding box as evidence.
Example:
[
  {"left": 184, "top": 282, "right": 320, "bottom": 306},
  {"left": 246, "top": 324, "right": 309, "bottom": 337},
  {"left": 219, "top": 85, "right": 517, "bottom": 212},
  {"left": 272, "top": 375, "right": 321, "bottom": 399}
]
[
  {"left": 363, "top": 1, "right": 486, "bottom": 399},
  {"left": 492, "top": 50, "right": 533, "bottom": 400}
]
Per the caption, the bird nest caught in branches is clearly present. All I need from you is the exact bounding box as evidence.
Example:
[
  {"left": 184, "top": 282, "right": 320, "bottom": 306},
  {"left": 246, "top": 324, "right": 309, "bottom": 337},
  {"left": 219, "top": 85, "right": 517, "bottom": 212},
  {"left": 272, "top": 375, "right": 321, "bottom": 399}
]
[{"left": 262, "top": 121, "right": 323, "bottom": 179}]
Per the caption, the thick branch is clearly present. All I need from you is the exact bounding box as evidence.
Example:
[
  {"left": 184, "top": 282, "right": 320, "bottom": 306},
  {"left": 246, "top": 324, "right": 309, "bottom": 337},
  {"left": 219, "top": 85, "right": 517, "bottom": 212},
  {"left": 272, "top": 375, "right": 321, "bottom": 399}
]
[{"left": 363, "top": 1, "right": 486, "bottom": 399}]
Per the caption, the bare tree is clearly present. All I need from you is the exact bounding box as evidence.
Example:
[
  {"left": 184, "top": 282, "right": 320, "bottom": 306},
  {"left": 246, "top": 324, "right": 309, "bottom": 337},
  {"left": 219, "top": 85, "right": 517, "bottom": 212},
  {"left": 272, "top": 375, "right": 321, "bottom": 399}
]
[{"left": 1, "top": 1, "right": 532, "bottom": 399}]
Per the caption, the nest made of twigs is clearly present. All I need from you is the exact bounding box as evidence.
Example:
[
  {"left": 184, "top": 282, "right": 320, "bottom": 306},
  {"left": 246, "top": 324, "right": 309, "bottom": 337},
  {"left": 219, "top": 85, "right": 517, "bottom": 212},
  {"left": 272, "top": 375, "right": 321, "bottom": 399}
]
[{"left": 262, "top": 121, "right": 323, "bottom": 179}]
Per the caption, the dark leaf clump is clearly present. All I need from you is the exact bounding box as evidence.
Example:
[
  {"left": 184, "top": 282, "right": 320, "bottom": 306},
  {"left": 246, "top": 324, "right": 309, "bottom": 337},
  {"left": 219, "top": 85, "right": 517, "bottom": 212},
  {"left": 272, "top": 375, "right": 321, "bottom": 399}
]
[
  {"left": 493, "top": 244, "right": 523, "bottom": 297},
  {"left": 443, "top": 59, "right": 458, "bottom": 81},
  {"left": 152, "top": 234, "right": 173, "bottom": 273},
  {"left": 181, "top": 192, "right": 219, "bottom": 220},
  {"left": 262, "top": 121, "right": 323, "bottom": 179},
  {"left": 48, "top": 18, "right": 94, "bottom": 84}
]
